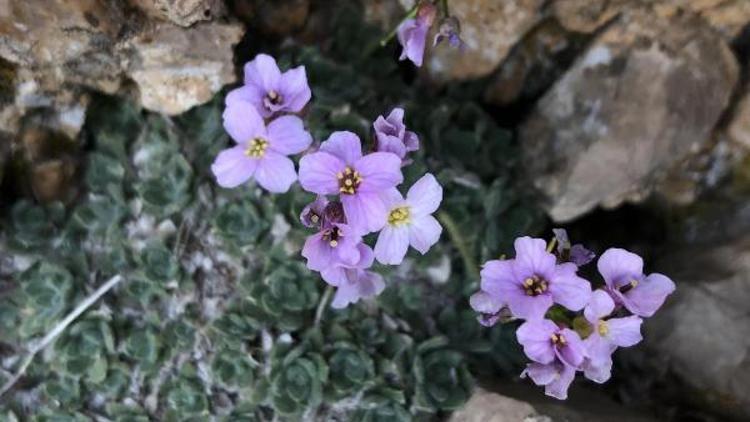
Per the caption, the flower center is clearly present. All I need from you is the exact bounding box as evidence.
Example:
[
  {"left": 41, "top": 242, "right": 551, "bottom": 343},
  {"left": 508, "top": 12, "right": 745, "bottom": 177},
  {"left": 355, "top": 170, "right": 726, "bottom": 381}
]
[
  {"left": 337, "top": 166, "right": 363, "bottom": 195},
  {"left": 387, "top": 207, "right": 410, "bottom": 226},
  {"left": 264, "top": 90, "right": 283, "bottom": 108},
  {"left": 322, "top": 226, "right": 342, "bottom": 247},
  {"left": 245, "top": 137, "right": 268, "bottom": 158},
  {"left": 597, "top": 320, "right": 609, "bottom": 336},
  {"left": 619, "top": 279, "right": 639, "bottom": 294},
  {"left": 522, "top": 275, "right": 548, "bottom": 296},
  {"left": 550, "top": 333, "right": 567, "bottom": 346}
]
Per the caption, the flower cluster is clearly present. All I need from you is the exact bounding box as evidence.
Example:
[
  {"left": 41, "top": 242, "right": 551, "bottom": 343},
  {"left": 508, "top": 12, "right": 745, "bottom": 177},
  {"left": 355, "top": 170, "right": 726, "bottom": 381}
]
[
  {"left": 470, "top": 230, "right": 675, "bottom": 399},
  {"left": 212, "top": 53, "right": 443, "bottom": 308},
  {"left": 212, "top": 54, "right": 313, "bottom": 192},
  {"left": 397, "top": 1, "right": 464, "bottom": 67},
  {"left": 298, "top": 131, "right": 442, "bottom": 308}
]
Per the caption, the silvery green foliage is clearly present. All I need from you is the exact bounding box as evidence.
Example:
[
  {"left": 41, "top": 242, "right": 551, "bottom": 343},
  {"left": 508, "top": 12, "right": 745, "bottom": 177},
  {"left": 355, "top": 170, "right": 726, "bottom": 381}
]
[{"left": 0, "top": 2, "right": 541, "bottom": 419}]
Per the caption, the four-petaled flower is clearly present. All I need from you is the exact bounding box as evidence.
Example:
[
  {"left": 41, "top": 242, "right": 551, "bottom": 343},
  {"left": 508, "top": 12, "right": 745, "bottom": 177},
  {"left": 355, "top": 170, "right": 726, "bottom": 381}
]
[
  {"left": 480, "top": 237, "right": 591, "bottom": 320},
  {"left": 299, "top": 131, "right": 403, "bottom": 233},
  {"left": 227, "top": 53, "right": 311, "bottom": 118},
  {"left": 374, "top": 173, "right": 442, "bottom": 265},
  {"left": 374, "top": 108, "right": 419, "bottom": 161},
  {"left": 581, "top": 290, "right": 643, "bottom": 383},
  {"left": 302, "top": 223, "right": 363, "bottom": 272},
  {"left": 517, "top": 319, "right": 587, "bottom": 400},
  {"left": 597, "top": 248, "right": 675, "bottom": 317},
  {"left": 212, "top": 102, "right": 312, "bottom": 192}
]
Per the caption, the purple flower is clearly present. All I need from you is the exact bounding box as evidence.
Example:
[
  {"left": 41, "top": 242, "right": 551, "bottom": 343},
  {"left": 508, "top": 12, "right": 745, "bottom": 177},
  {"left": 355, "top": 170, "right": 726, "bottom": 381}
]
[
  {"left": 517, "top": 319, "right": 586, "bottom": 400},
  {"left": 226, "top": 53, "right": 311, "bottom": 118},
  {"left": 480, "top": 237, "right": 592, "bottom": 320},
  {"left": 552, "top": 228, "right": 595, "bottom": 267},
  {"left": 374, "top": 108, "right": 419, "bottom": 161},
  {"left": 374, "top": 173, "right": 442, "bottom": 265},
  {"left": 298, "top": 131, "right": 403, "bottom": 233},
  {"left": 320, "top": 243, "right": 385, "bottom": 308},
  {"left": 581, "top": 290, "right": 643, "bottom": 383},
  {"left": 597, "top": 248, "right": 675, "bottom": 317},
  {"left": 522, "top": 362, "right": 576, "bottom": 400},
  {"left": 212, "top": 102, "right": 312, "bottom": 192},
  {"left": 469, "top": 290, "right": 505, "bottom": 327},
  {"left": 433, "top": 16, "right": 464, "bottom": 49},
  {"left": 397, "top": 3, "right": 436, "bottom": 67},
  {"left": 517, "top": 319, "right": 586, "bottom": 367},
  {"left": 302, "top": 223, "right": 362, "bottom": 272}
]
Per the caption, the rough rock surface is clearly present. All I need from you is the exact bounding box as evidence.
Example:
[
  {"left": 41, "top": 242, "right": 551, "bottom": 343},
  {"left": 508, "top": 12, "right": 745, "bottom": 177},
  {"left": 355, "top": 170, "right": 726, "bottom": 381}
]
[
  {"left": 0, "top": 0, "right": 242, "bottom": 121},
  {"left": 128, "top": 0, "right": 224, "bottom": 27},
  {"left": 450, "top": 386, "right": 656, "bottom": 422},
  {"left": 126, "top": 22, "right": 243, "bottom": 115},
  {"left": 651, "top": 210, "right": 750, "bottom": 418},
  {"left": 400, "top": 0, "right": 545, "bottom": 81},
  {"left": 728, "top": 86, "right": 750, "bottom": 151},
  {"left": 519, "top": 10, "right": 739, "bottom": 222},
  {"left": 553, "top": 0, "right": 750, "bottom": 41}
]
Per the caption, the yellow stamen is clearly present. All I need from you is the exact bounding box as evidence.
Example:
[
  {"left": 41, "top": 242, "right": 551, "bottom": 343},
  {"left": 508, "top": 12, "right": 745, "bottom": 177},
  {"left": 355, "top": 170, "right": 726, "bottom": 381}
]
[
  {"left": 598, "top": 320, "right": 609, "bottom": 336},
  {"left": 244, "top": 137, "right": 268, "bottom": 158},
  {"left": 387, "top": 207, "right": 411, "bottom": 226},
  {"left": 329, "top": 240, "right": 338, "bottom": 247}
]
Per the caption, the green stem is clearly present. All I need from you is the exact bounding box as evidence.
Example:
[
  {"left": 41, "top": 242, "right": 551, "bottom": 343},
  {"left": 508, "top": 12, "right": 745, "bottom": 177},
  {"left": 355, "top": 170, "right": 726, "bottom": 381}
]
[
  {"left": 546, "top": 237, "right": 557, "bottom": 253},
  {"left": 437, "top": 211, "right": 479, "bottom": 280},
  {"left": 314, "top": 285, "right": 334, "bottom": 327}
]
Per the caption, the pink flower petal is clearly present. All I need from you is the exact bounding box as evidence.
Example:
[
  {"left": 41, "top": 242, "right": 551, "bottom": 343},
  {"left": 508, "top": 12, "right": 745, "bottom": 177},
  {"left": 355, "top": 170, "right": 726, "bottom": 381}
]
[
  {"left": 320, "top": 131, "right": 363, "bottom": 165},
  {"left": 556, "top": 328, "right": 586, "bottom": 368},
  {"left": 516, "top": 319, "right": 558, "bottom": 364},
  {"left": 508, "top": 292, "right": 554, "bottom": 320},
  {"left": 279, "top": 65, "right": 311, "bottom": 112},
  {"left": 222, "top": 100, "right": 266, "bottom": 144},
  {"left": 253, "top": 152, "right": 297, "bottom": 193},
  {"left": 244, "top": 54, "right": 281, "bottom": 93},
  {"left": 621, "top": 273, "right": 675, "bottom": 317},
  {"left": 582, "top": 355, "right": 613, "bottom": 384},
  {"left": 469, "top": 291, "right": 503, "bottom": 314},
  {"left": 341, "top": 192, "right": 387, "bottom": 233},
  {"left": 597, "top": 248, "right": 644, "bottom": 288},
  {"left": 479, "top": 259, "right": 517, "bottom": 297},
  {"left": 605, "top": 316, "right": 643, "bottom": 347},
  {"left": 544, "top": 364, "right": 576, "bottom": 400},
  {"left": 408, "top": 215, "right": 441, "bottom": 254},
  {"left": 548, "top": 263, "right": 591, "bottom": 312},
  {"left": 211, "top": 146, "right": 257, "bottom": 188},
  {"left": 299, "top": 151, "right": 346, "bottom": 195},
  {"left": 406, "top": 173, "right": 442, "bottom": 217},
  {"left": 374, "top": 225, "right": 409, "bottom": 265},
  {"left": 584, "top": 289, "right": 616, "bottom": 324},
  {"left": 355, "top": 152, "right": 403, "bottom": 193},
  {"left": 513, "top": 237, "right": 556, "bottom": 280},
  {"left": 266, "top": 115, "right": 312, "bottom": 155}
]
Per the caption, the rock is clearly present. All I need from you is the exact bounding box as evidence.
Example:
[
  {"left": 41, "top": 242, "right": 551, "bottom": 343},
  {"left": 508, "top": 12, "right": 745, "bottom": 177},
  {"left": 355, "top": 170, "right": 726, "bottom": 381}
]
[
  {"left": 649, "top": 211, "right": 750, "bottom": 419},
  {"left": 126, "top": 22, "right": 243, "bottom": 115},
  {"left": 128, "top": 0, "right": 223, "bottom": 27},
  {"left": 449, "top": 388, "right": 537, "bottom": 422},
  {"left": 519, "top": 10, "right": 739, "bottom": 222},
  {"left": 554, "top": 0, "right": 750, "bottom": 41},
  {"left": 484, "top": 19, "right": 589, "bottom": 107},
  {"left": 450, "top": 386, "right": 656, "bottom": 422},
  {"left": 400, "top": 0, "right": 545, "bottom": 81},
  {"left": 0, "top": 0, "right": 243, "bottom": 119},
  {"left": 728, "top": 86, "right": 750, "bottom": 151},
  {"left": 254, "top": 0, "right": 309, "bottom": 36}
]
